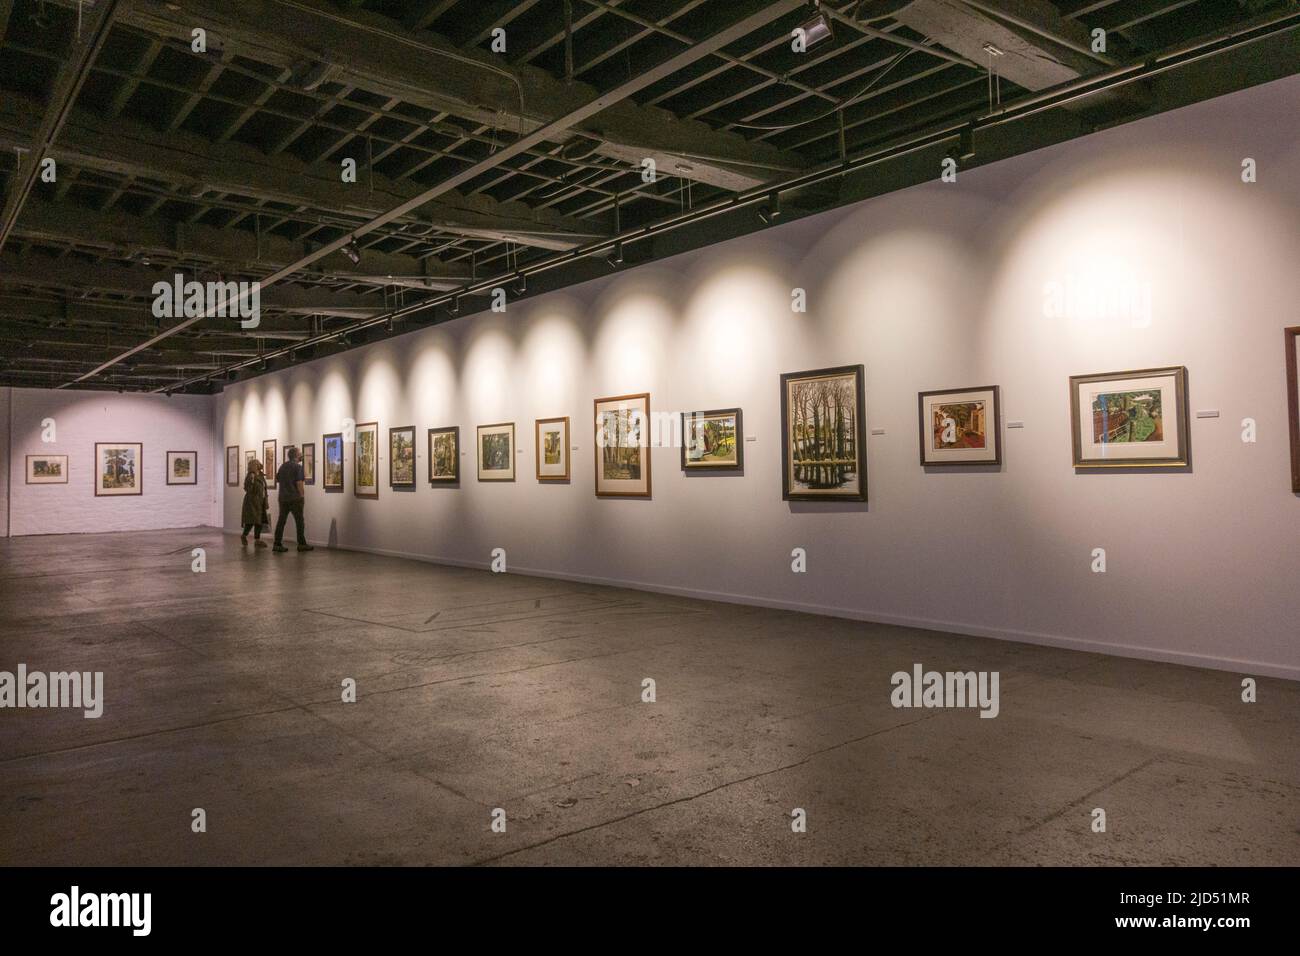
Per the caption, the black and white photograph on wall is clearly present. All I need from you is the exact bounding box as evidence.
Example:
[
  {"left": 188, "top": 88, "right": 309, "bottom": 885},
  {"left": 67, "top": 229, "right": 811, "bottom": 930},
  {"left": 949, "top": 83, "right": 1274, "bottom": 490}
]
[
  {"left": 166, "top": 450, "right": 198, "bottom": 485},
  {"left": 594, "top": 393, "right": 650, "bottom": 497},
  {"left": 780, "top": 366, "right": 866, "bottom": 501},
  {"left": 323, "top": 433, "right": 344, "bottom": 491},
  {"left": 94, "top": 442, "right": 142, "bottom": 497},
  {"left": 390, "top": 426, "right": 416, "bottom": 488},
  {"left": 477, "top": 422, "right": 515, "bottom": 481},
  {"left": 354, "top": 422, "right": 379, "bottom": 498},
  {"left": 226, "top": 445, "right": 239, "bottom": 486},
  {"left": 535, "top": 416, "right": 570, "bottom": 482},
  {"left": 428, "top": 426, "right": 459, "bottom": 483},
  {"left": 25, "top": 454, "right": 68, "bottom": 484}
]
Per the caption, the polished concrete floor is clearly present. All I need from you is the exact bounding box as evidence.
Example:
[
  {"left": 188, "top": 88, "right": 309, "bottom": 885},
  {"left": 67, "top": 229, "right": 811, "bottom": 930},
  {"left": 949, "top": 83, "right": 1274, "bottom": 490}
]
[{"left": 1, "top": 527, "right": 1296, "bottom": 866}]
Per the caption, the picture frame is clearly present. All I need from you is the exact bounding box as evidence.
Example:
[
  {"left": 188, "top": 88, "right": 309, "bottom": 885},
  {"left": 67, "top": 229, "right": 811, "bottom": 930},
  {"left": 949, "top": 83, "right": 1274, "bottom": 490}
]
[
  {"left": 166, "top": 450, "right": 198, "bottom": 485},
  {"left": 95, "top": 442, "right": 143, "bottom": 497},
  {"left": 535, "top": 416, "right": 570, "bottom": 482},
  {"left": 428, "top": 426, "right": 459, "bottom": 483},
  {"left": 354, "top": 422, "right": 379, "bottom": 498},
  {"left": 681, "top": 408, "right": 742, "bottom": 471},
  {"left": 594, "top": 393, "right": 651, "bottom": 498},
  {"left": 389, "top": 425, "right": 416, "bottom": 488},
  {"left": 226, "top": 445, "right": 240, "bottom": 486},
  {"left": 26, "top": 454, "right": 68, "bottom": 484},
  {"left": 262, "top": 439, "right": 277, "bottom": 488},
  {"left": 780, "top": 365, "right": 867, "bottom": 501},
  {"left": 918, "top": 386, "right": 1001, "bottom": 467},
  {"left": 322, "top": 433, "right": 344, "bottom": 492},
  {"left": 244, "top": 449, "right": 256, "bottom": 475},
  {"left": 1069, "top": 366, "right": 1190, "bottom": 469},
  {"left": 301, "top": 442, "right": 315, "bottom": 485},
  {"left": 477, "top": 423, "right": 516, "bottom": 481},
  {"left": 1287, "top": 327, "right": 1300, "bottom": 493}
]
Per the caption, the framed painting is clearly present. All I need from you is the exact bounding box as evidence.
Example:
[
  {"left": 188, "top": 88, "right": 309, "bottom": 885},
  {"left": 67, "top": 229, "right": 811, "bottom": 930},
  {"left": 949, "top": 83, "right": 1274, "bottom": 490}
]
[
  {"left": 428, "top": 426, "right": 459, "bottom": 483},
  {"left": 322, "top": 433, "right": 344, "bottom": 492},
  {"left": 354, "top": 422, "right": 379, "bottom": 498},
  {"left": 918, "top": 386, "right": 1001, "bottom": 466},
  {"left": 594, "top": 393, "right": 651, "bottom": 498},
  {"left": 166, "top": 450, "right": 198, "bottom": 485},
  {"left": 1287, "top": 327, "right": 1299, "bottom": 492},
  {"left": 26, "top": 454, "right": 68, "bottom": 484},
  {"left": 244, "top": 449, "right": 256, "bottom": 475},
  {"left": 95, "top": 442, "right": 142, "bottom": 496},
  {"left": 390, "top": 425, "right": 416, "bottom": 488},
  {"left": 225, "top": 445, "right": 239, "bottom": 486},
  {"left": 477, "top": 423, "right": 515, "bottom": 481},
  {"left": 681, "top": 408, "right": 742, "bottom": 471},
  {"left": 262, "top": 439, "right": 277, "bottom": 488},
  {"left": 301, "top": 442, "right": 315, "bottom": 485},
  {"left": 1069, "top": 366, "right": 1189, "bottom": 469},
  {"left": 535, "top": 416, "right": 570, "bottom": 482},
  {"left": 282, "top": 444, "right": 296, "bottom": 467},
  {"left": 780, "top": 365, "right": 867, "bottom": 501}
]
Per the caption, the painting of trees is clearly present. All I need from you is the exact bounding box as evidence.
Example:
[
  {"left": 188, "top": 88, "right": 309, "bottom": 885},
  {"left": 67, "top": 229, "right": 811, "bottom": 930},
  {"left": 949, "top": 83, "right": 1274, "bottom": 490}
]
[{"left": 781, "top": 366, "right": 866, "bottom": 500}]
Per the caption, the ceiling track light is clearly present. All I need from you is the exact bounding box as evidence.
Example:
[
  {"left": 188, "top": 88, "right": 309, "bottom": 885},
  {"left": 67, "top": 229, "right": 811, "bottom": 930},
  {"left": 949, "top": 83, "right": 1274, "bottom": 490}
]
[
  {"left": 607, "top": 241, "right": 624, "bottom": 267},
  {"left": 758, "top": 192, "right": 782, "bottom": 224},
  {"left": 798, "top": 6, "right": 833, "bottom": 49},
  {"left": 449, "top": 294, "right": 460, "bottom": 316},
  {"left": 385, "top": 315, "right": 394, "bottom": 333},
  {"left": 514, "top": 273, "right": 527, "bottom": 295},
  {"left": 341, "top": 237, "right": 361, "bottom": 265}
]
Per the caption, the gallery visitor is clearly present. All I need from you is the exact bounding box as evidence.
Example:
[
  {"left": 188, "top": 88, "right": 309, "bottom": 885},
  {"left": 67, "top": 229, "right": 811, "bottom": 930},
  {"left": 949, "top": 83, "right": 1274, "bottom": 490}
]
[
  {"left": 273, "top": 446, "right": 314, "bottom": 554},
  {"left": 240, "top": 458, "right": 270, "bottom": 548}
]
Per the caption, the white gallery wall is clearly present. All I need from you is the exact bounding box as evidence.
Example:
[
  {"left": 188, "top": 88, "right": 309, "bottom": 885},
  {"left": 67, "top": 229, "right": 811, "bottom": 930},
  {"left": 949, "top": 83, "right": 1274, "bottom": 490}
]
[
  {"left": 6, "top": 387, "right": 218, "bottom": 535},
  {"left": 219, "top": 74, "right": 1300, "bottom": 678}
]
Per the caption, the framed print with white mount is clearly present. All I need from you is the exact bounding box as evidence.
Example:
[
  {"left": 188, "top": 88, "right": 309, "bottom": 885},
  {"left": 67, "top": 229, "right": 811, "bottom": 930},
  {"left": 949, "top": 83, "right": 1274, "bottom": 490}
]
[
  {"left": 354, "top": 422, "right": 379, "bottom": 498},
  {"left": 535, "top": 417, "right": 570, "bottom": 481},
  {"left": 389, "top": 425, "right": 416, "bottom": 489},
  {"left": 477, "top": 423, "right": 516, "bottom": 481},
  {"left": 594, "top": 393, "right": 650, "bottom": 498},
  {"left": 428, "top": 426, "right": 459, "bottom": 483},
  {"left": 681, "top": 408, "right": 742, "bottom": 471},
  {"left": 1069, "top": 366, "right": 1189, "bottom": 469},
  {"left": 322, "top": 433, "right": 344, "bottom": 492},
  {"left": 166, "top": 450, "right": 198, "bottom": 485},
  {"left": 918, "top": 386, "right": 1001, "bottom": 466},
  {"left": 27, "top": 455, "right": 68, "bottom": 484}
]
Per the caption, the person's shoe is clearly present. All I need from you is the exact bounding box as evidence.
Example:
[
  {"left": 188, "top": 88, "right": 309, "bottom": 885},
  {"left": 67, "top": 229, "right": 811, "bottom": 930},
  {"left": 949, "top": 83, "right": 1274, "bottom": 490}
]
[
  {"left": 255, "top": 540, "right": 268, "bottom": 549},
  {"left": 240, "top": 534, "right": 248, "bottom": 545},
  {"left": 272, "top": 544, "right": 288, "bottom": 553},
  {"left": 297, "top": 544, "right": 315, "bottom": 552}
]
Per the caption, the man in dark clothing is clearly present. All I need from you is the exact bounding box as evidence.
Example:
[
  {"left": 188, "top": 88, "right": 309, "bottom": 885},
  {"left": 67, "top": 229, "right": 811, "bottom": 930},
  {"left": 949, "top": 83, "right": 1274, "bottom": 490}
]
[{"left": 273, "top": 446, "right": 314, "bottom": 553}]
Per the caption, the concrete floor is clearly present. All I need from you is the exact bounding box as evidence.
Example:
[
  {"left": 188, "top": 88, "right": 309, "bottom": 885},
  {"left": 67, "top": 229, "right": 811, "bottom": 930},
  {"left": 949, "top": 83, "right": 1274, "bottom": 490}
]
[{"left": 0, "top": 527, "right": 1296, "bottom": 866}]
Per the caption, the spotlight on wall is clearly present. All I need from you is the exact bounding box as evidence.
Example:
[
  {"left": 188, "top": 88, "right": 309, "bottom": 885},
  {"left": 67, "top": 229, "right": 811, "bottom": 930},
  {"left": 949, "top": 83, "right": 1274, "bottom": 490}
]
[
  {"left": 607, "top": 241, "right": 624, "bottom": 267},
  {"left": 798, "top": 6, "right": 833, "bottom": 49},
  {"left": 758, "top": 192, "right": 781, "bottom": 224},
  {"left": 341, "top": 237, "right": 361, "bottom": 265}
]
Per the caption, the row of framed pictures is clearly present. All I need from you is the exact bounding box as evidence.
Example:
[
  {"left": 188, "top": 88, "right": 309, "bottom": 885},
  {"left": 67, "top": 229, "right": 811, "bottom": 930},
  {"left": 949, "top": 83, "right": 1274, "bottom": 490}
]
[{"left": 26, "top": 445, "right": 198, "bottom": 494}]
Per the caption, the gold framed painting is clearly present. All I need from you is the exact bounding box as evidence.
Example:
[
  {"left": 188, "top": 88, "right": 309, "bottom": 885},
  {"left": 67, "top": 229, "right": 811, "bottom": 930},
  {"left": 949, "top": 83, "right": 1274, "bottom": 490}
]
[
  {"left": 594, "top": 393, "right": 650, "bottom": 498},
  {"left": 354, "top": 422, "right": 379, "bottom": 498},
  {"left": 428, "top": 426, "right": 459, "bottom": 483},
  {"left": 1069, "top": 366, "right": 1189, "bottom": 469},
  {"left": 918, "top": 386, "right": 1001, "bottom": 466},
  {"left": 780, "top": 365, "right": 866, "bottom": 501},
  {"left": 681, "top": 408, "right": 742, "bottom": 471},
  {"left": 477, "top": 423, "right": 516, "bottom": 481},
  {"left": 95, "top": 442, "right": 142, "bottom": 496},
  {"left": 535, "top": 416, "right": 570, "bottom": 482}
]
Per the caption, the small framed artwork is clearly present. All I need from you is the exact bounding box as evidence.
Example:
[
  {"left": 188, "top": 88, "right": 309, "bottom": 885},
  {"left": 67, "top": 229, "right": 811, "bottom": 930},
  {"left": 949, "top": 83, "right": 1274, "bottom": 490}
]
[
  {"left": 166, "top": 450, "right": 198, "bottom": 485},
  {"left": 262, "top": 439, "right": 277, "bottom": 488},
  {"left": 390, "top": 425, "right": 416, "bottom": 488},
  {"left": 26, "top": 454, "right": 68, "bottom": 484},
  {"left": 244, "top": 449, "right": 256, "bottom": 475},
  {"left": 594, "top": 393, "right": 651, "bottom": 498},
  {"left": 95, "top": 442, "right": 143, "bottom": 496},
  {"left": 1069, "top": 366, "right": 1189, "bottom": 469},
  {"left": 918, "top": 386, "right": 1001, "bottom": 466},
  {"left": 322, "top": 433, "right": 344, "bottom": 492},
  {"left": 282, "top": 444, "right": 296, "bottom": 467},
  {"left": 354, "top": 422, "right": 379, "bottom": 498},
  {"left": 428, "top": 426, "right": 459, "bottom": 483},
  {"left": 681, "top": 408, "right": 742, "bottom": 471},
  {"left": 477, "top": 423, "right": 516, "bottom": 481},
  {"left": 535, "top": 416, "right": 570, "bottom": 482},
  {"left": 780, "top": 365, "right": 867, "bottom": 501},
  {"left": 226, "top": 445, "right": 239, "bottom": 486},
  {"left": 301, "top": 442, "right": 316, "bottom": 485},
  {"left": 1287, "top": 327, "right": 1300, "bottom": 492}
]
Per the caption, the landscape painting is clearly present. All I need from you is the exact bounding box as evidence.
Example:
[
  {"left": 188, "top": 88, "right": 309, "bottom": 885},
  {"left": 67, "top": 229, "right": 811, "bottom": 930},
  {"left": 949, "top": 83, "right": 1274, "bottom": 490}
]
[
  {"left": 166, "top": 450, "right": 198, "bottom": 485},
  {"left": 681, "top": 408, "right": 742, "bottom": 471},
  {"left": 780, "top": 366, "right": 867, "bottom": 501},
  {"left": 428, "top": 426, "right": 459, "bottom": 483},
  {"left": 95, "top": 442, "right": 143, "bottom": 496},
  {"left": 594, "top": 393, "right": 650, "bottom": 497},
  {"left": 262, "top": 439, "right": 277, "bottom": 488},
  {"left": 918, "top": 386, "right": 1001, "bottom": 466},
  {"left": 1070, "top": 367, "right": 1189, "bottom": 468},
  {"left": 390, "top": 426, "right": 416, "bottom": 488},
  {"left": 226, "top": 445, "right": 239, "bottom": 486},
  {"left": 323, "top": 433, "right": 344, "bottom": 491},
  {"left": 354, "top": 422, "right": 378, "bottom": 498},
  {"left": 535, "top": 417, "right": 570, "bottom": 482},
  {"left": 26, "top": 455, "right": 68, "bottom": 484},
  {"left": 301, "top": 442, "right": 315, "bottom": 485},
  {"left": 477, "top": 423, "right": 515, "bottom": 481}
]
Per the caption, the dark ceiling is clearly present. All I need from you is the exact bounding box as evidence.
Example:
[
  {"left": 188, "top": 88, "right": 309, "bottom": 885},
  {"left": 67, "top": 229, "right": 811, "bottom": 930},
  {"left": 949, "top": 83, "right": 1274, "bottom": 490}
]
[{"left": 0, "top": 0, "right": 1296, "bottom": 392}]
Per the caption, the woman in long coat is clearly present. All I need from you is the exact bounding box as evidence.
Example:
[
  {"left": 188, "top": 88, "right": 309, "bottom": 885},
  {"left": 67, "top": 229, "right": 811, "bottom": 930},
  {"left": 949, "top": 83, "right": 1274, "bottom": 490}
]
[{"left": 240, "top": 458, "right": 270, "bottom": 547}]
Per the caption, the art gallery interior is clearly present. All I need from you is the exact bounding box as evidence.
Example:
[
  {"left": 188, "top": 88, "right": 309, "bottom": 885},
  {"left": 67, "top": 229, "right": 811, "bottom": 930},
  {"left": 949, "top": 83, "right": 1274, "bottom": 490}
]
[{"left": 0, "top": 0, "right": 1297, "bottom": 872}]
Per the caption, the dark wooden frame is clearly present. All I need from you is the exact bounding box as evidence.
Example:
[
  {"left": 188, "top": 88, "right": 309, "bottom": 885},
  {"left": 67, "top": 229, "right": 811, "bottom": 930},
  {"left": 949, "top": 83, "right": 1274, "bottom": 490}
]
[
  {"left": 594, "top": 393, "right": 652, "bottom": 498},
  {"left": 427, "top": 426, "right": 460, "bottom": 483},
  {"left": 1287, "top": 327, "right": 1300, "bottom": 493},
  {"left": 25, "top": 454, "right": 68, "bottom": 484},
  {"left": 353, "top": 422, "right": 379, "bottom": 499},
  {"left": 225, "top": 445, "right": 239, "bottom": 486},
  {"left": 322, "top": 433, "right": 344, "bottom": 492},
  {"left": 300, "top": 442, "right": 316, "bottom": 485},
  {"left": 389, "top": 425, "right": 417, "bottom": 488},
  {"left": 680, "top": 408, "right": 743, "bottom": 471},
  {"left": 262, "top": 439, "right": 277, "bottom": 488},
  {"left": 477, "top": 422, "right": 516, "bottom": 482},
  {"left": 917, "top": 386, "right": 1002, "bottom": 467},
  {"left": 94, "top": 442, "right": 143, "bottom": 497},
  {"left": 780, "top": 365, "right": 867, "bottom": 502},
  {"left": 535, "top": 416, "right": 570, "bottom": 482},
  {"left": 166, "top": 450, "right": 198, "bottom": 485},
  {"left": 1069, "top": 366, "right": 1190, "bottom": 469}
]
